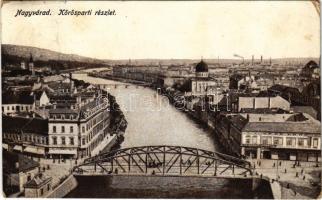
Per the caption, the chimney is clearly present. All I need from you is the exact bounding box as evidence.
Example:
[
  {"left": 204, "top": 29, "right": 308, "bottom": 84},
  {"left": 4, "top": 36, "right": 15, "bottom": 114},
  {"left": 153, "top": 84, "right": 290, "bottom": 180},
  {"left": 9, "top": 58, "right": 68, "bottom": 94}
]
[
  {"left": 260, "top": 55, "right": 263, "bottom": 64},
  {"left": 252, "top": 55, "right": 254, "bottom": 66},
  {"left": 246, "top": 114, "right": 250, "bottom": 122}
]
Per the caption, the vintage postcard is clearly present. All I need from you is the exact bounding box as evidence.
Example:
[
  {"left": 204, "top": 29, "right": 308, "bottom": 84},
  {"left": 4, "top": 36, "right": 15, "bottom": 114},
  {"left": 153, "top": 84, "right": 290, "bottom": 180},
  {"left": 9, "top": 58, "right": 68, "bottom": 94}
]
[{"left": 1, "top": 0, "right": 321, "bottom": 199}]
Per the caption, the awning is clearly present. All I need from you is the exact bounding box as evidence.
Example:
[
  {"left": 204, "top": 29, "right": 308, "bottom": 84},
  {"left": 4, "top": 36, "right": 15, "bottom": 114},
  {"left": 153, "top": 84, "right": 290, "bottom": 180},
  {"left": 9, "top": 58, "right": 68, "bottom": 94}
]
[
  {"left": 24, "top": 146, "right": 45, "bottom": 155},
  {"left": 48, "top": 148, "right": 77, "bottom": 155},
  {"left": 3, "top": 143, "right": 8, "bottom": 150},
  {"left": 13, "top": 145, "right": 23, "bottom": 152}
]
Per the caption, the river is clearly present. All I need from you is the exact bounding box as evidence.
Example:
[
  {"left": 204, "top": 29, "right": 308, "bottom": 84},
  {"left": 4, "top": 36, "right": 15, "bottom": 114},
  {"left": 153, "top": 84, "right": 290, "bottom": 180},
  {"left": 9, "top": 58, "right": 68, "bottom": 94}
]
[
  {"left": 72, "top": 73, "right": 218, "bottom": 151},
  {"left": 67, "top": 73, "right": 272, "bottom": 198}
]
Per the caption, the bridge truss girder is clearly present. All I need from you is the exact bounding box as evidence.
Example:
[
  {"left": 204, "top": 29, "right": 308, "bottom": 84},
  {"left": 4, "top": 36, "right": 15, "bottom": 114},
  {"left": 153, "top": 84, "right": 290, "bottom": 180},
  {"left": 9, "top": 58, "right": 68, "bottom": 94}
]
[{"left": 73, "top": 145, "right": 253, "bottom": 177}]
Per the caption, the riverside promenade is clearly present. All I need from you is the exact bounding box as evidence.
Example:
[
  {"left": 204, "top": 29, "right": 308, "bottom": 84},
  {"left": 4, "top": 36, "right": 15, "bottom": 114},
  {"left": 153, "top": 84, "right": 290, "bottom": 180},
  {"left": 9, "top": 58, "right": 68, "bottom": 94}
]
[{"left": 249, "top": 159, "right": 321, "bottom": 199}]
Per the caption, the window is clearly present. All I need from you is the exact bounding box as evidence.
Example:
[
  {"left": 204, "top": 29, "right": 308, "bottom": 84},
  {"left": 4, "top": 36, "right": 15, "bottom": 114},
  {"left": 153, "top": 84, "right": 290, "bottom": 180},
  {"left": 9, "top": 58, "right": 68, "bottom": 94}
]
[
  {"left": 40, "top": 188, "right": 44, "bottom": 196},
  {"left": 286, "top": 138, "right": 295, "bottom": 146},
  {"left": 12, "top": 106, "right": 14, "bottom": 110},
  {"left": 70, "top": 115, "right": 73, "bottom": 120},
  {"left": 70, "top": 126, "right": 73, "bottom": 133},
  {"left": 261, "top": 136, "right": 272, "bottom": 145},
  {"left": 245, "top": 136, "right": 251, "bottom": 144},
  {"left": 298, "top": 138, "right": 305, "bottom": 147},
  {"left": 61, "top": 137, "right": 66, "bottom": 145},
  {"left": 52, "top": 137, "right": 57, "bottom": 145},
  {"left": 313, "top": 138, "right": 319, "bottom": 148},
  {"left": 61, "top": 115, "right": 65, "bottom": 119},
  {"left": 82, "top": 138, "right": 85, "bottom": 145},
  {"left": 53, "top": 126, "right": 56, "bottom": 133},
  {"left": 61, "top": 126, "right": 65, "bottom": 133},
  {"left": 252, "top": 136, "right": 257, "bottom": 144},
  {"left": 273, "top": 137, "right": 283, "bottom": 146},
  {"left": 70, "top": 137, "right": 74, "bottom": 145},
  {"left": 82, "top": 126, "right": 85, "bottom": 133}
]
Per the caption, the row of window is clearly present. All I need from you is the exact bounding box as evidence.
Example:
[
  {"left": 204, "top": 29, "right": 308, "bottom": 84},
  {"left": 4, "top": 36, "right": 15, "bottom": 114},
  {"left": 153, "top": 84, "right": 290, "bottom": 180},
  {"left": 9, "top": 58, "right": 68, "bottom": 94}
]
[
  {"left": 2, "top": 105, "right": 32, "bottom": 112},
  {"left": 4, "top": 133, "right": 48, "bottom": 145},
  {"left": 52, "top": 136, "right": 74, "bottom": 145},
  {"left": 52, "top": 125, "right": 74, "bottom": 133},
  {"left": 244, "top": 135, "right": 319, "bottom": 148},
  {"left": 82, "top": 121, "right": 105, "bottom": 145},
  {"left": 50, "top": 114, "right": 76, "bottom": 120},
  {"left": 81, "top": 112, "right": 104, "bottom": 133}
]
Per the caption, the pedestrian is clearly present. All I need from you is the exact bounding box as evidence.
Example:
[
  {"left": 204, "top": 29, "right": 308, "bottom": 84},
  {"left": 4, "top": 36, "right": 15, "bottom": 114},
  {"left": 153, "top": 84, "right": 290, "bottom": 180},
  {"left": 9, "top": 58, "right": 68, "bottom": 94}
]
[
  {"left": 303, "top": 176, "right": 305, "bottom": 180},
  {"left": 279, "top": 161, "right": 281, "bottom": 166},
  {"left": 295, "top": 172, "right": 298, "bottom": 177},
  {"left": 301, "top": 169, "right": 304, "bottom": 174},
  {"left": 259, "top": 161, "right": 261, "bottom": 166},
  {"left": 286, "top": 183, "right": 290, "bottom": 189},
  {"left": 273, "top": 163, "right": 275, "bottom": 167},
  {"left": 285, "top": 168, "right": 287, "bottom": 173}
]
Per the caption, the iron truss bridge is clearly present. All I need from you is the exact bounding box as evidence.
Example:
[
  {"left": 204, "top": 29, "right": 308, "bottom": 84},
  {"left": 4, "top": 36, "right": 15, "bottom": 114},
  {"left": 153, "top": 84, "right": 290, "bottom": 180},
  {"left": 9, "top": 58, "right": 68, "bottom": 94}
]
[
  {"left": 73, "top": 145, "right": 253, "bottom": 177},
  {"left": 95, "top": 83, "right": 152, "bottom": 90}
]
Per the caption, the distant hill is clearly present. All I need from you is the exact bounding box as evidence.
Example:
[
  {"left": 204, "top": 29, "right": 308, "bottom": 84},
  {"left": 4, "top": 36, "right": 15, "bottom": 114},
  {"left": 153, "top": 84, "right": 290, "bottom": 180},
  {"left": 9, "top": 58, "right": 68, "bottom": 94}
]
[
  {"left": 2, "top": 44, "right": 107, "bottom": 64},
  {"left": 2, "top": 44, "right": 319, "bottom": 68}
]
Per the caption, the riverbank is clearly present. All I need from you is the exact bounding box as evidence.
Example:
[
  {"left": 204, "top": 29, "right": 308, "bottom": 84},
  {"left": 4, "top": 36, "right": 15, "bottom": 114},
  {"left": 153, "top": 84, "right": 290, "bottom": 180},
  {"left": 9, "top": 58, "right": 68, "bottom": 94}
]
[
  {"left": 87, "top": 73, "right": 321, "bottom": 199},
  {"left": 36, "top": 91, "right": 128, "bottom": 198},
  {"left": 249, "top": 159, "right": 321, "bottom": 199}
]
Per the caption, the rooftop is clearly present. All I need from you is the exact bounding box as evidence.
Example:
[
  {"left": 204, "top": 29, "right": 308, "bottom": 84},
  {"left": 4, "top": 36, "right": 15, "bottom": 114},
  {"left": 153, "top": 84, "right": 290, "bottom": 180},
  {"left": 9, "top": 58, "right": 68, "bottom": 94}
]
[
  {"left": 3, "top": 150, "right": 39, "bottom": 174},
  {"left": 2, "top": 90, "right": 34, "bottom": 104},
  {"left": 2, "top": 115, "right": 48, "bottom": 136}
]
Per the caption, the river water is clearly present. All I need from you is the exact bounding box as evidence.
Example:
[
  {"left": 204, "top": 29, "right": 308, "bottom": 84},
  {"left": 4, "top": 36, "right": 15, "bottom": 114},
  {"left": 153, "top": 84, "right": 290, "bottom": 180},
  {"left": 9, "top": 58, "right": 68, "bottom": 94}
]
[
  {"left": 67, "top": 73, "right": 272, "bottom": 198},
  {"left": 72, "top": 73, "right": 218, "bottom": 151}
]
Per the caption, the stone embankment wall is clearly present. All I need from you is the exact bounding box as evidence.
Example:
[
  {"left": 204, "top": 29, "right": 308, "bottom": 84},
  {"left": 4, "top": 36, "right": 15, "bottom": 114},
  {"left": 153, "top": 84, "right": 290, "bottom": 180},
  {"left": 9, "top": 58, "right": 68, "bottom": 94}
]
[
  {"left": 46, "top": 175, "right": 78, "bottom": 198},
  {"left": 72, "top": 175, "right": 273, "bottom": 198}
]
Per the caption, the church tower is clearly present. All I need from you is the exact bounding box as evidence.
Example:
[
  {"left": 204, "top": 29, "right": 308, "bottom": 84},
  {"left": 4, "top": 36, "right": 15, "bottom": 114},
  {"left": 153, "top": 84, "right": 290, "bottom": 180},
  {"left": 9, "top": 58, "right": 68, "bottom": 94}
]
[
  {"left": 195, "top": 59, "right": 209, "bottom": 78},
  {"left": 29, "top": 53, "right": 35, "bottom": 76}
]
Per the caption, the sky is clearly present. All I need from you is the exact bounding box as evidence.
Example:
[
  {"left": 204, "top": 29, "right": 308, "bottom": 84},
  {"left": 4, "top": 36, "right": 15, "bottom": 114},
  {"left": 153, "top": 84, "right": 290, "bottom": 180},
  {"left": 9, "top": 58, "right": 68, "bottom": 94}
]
[{"left": 1, "top": 1, "right": 320, "bottom": 60}]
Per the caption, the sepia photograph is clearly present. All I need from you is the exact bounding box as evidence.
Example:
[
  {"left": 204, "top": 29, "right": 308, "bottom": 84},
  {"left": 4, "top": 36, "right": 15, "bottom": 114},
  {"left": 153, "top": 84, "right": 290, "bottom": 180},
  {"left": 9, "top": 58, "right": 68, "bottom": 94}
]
[{"left": 1, "top": 0, "right": 321, "bottom": 199}]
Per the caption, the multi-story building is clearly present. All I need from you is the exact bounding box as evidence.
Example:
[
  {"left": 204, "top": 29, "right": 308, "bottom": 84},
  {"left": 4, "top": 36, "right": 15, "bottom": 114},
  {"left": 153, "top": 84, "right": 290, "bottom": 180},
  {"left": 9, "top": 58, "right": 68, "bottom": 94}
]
[
  {"left": 48, "top": 94, "right": 110, "bottom": 159},
  {"left": 215, "top": 112, "right": 321, "bottom": 162},
  {"left": 3, "top": 89, "right": 112, "bottom": 161}
]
